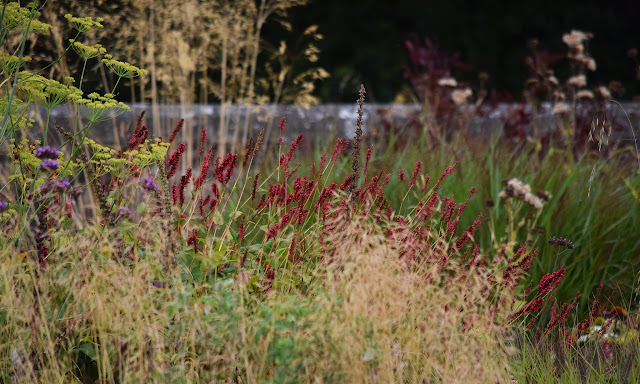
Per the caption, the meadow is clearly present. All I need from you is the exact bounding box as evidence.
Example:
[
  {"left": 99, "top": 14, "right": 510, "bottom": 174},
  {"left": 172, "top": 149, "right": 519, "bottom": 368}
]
[{"left": 1, "top": 2, "right": 640, "bottom": 383}]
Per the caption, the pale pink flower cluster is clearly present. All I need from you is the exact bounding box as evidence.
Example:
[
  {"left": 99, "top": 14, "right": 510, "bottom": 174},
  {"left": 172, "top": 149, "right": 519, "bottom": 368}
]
[
  {"left": 562, "top": 30, "right": 596, "bottom": 70},
  {"left": 562, "top": 30, "right": 590, "bottom": 49},
  {"left": 451, "top": 88, "right": 472, "bottom": 105},
  {"left": 567, "top": 74, "right": 587, "bottom": 87},
  {"left": 498, "top": 178, "right": 547, "bottom": 209},
  {"left": 438, "top": 77, "right": 458, "bottom": 87},
  {"left": 552, "top": 102, "right": 571, "bottom": 115},
  {"left": 576, "top": 90, "right": 594, "bottom": 99}
]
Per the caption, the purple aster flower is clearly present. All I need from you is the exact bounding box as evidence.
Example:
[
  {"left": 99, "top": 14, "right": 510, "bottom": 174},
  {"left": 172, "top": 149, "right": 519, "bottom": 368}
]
[
  {"left": 138, "top": 177, "right": 157, "bottom": 192},
  {"left": 0, "top": 200, "right": 7, "bottom": 213},
  {"left": 55, "top": 180, "right": 71, "bottom": 192},
  {"left": 549, "top": 236, "right": 574, "bottom": 249},
  {"left": 39, "top": 181, "right": 55, "bottom": 193},
  {"left": 70, "top": 187, "right": 84, "bottom": 197},
  {"left": 35, "top": 146, "right": 60, "bottom": 159},
  {"left": 38, "top": 159, "right": 59, "bottom": 172},
  {"left": 117, "top": 206, "right": 132, "bottom": 218}
]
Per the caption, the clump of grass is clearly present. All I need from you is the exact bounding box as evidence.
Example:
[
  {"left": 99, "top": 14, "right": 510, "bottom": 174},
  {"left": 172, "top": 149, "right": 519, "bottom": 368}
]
[{"left": 316, "top": 211, "right": 517, "bottom": 383}]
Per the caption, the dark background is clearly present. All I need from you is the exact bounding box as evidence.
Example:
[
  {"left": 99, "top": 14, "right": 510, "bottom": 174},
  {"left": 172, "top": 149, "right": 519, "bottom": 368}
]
[{"left": 270, "top": 0, "right": 640, "bottom": 102}]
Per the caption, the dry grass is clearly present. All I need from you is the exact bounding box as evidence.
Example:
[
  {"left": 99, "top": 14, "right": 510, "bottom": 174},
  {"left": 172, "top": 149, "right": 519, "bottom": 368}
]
[
  {"left": 313, "top": 213, "right": 517, "bottom": 383},
  {"left": 0, "top": 204, "right": 521, "bottom": 383}
]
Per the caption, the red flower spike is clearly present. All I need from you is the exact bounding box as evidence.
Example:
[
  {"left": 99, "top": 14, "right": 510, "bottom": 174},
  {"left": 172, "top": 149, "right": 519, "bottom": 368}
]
[
  {"left": 252, "top": 128, "right": 264, "bottom": 158},
  {"left": 537, "top": 266, "right": 566, "bottom": 297},
  {"left": 331, "top": 139, "right": 349, "bottom": 161},
  {"left": 409, "top": 160, "right": 422, "bottom": 189},
  {"left": 278, "top": 117, "right": 286, "bottom": 150},
  {"left": 178, "top": 167, "right": 193, "bottom": 207},
  {"left": 197, "top": 127, "right": 207, "bottom": 158},
  {"left": 165, "top": 143, "right": 186, "bottom": 179},
  {"left": 364, "top": 145, "right": 373, "bottom": 175},
  {"left": 187, "top": 228, "right": 199, "bottom": 252},
  {"left": 434, "top": 161, "right": 459, "bottom": 192},
  {"left": 214, "top": 153, "right": 238, "bottom": 184},
  {"left": 168, "top": 119, "right": 184, "bottom": 143},
  {"left": 128, "top": 111, "right": 147, "bottom": 149},
  {"left": 420, "top": 173, "right": 431, "bottom": 192},
  {"left": 251, "top": 173, "right": 261, "bottom": 200},
  {"left": 194, "top": 152, "right": 213, "bottom": 191}
]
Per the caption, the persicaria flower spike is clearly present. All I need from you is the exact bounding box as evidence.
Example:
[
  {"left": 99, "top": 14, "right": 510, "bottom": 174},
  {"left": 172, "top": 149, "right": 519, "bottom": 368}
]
[
  {"left": 168, "top": 119, "right": 184, "bottom": 143},
  {"left": 165, "top": 143, "right": 186, "bottom": 179},
  {"left": 278, "top": 117, "right": 286, "bottom": 149},
  {"left": 537, "top": 265, "right": 566, "bottom": 296}
]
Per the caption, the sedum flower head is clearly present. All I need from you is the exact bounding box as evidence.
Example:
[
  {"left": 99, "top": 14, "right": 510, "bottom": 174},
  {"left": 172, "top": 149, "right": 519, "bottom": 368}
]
[
  {"left": 64, "top": 14, "right": 103, "bottom": 32},
  {"left": 576, "top": 90, "right": 594, "bottom": 99},
  {"left": 562, "top": 30, "right": 590, "bottom": 49},
  {"left": 499, "top": 178, "right": 545, "bottom": 209},
  {"left": 451, "top": 88, "right": 473, "bottom": 105},
  {"left": 102, "top": 57, "right": 147, "bottom": 78},
  {"left": 596, "top": 86, "right": 611, "bottom": 99},
  {"left": 552, "top": 102, "right": 572, "bottom": 115},
  {"left": 69, "top": 39, "right": 107, "bottom": 60},
  {"left": 567, "top": 74, "right": 587, "bottom": 88},
  {"left": 438, "top": 77, "right": 458, "bottom": 87}
]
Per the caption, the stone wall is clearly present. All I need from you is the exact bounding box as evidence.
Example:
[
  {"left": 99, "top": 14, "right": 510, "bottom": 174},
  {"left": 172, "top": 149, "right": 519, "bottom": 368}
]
[{"left": 24, "top": 102, "right": 640, "bottom": 152}]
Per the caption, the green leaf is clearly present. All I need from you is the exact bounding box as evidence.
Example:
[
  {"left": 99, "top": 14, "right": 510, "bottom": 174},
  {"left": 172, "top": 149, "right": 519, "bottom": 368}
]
[
  {"left": 623, "top": 177, "right": 639, "bottom": 202},
  {"left": 71, "top": 343, "right": 97, "bottom": 361},
  {"left": 136, "top": 202, "right": 147, "bottom": 214}
]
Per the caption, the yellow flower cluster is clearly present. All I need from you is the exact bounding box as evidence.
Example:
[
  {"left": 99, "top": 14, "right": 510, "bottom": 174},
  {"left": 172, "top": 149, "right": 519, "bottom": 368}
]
[
  {"left": 64, "top": 14, "right": 104, "bottom": 32},
  {"left": 69, "top": 39, "right": 107, "bottom": 60},
  {"left": 3, "top": 3, "right": 51, "bottom": 34},
  {"left": 8, "top": 139, "right": 78, "bottom": 179},
  {"left": 0, "top": 51, "right": 31, "bottom": 75},
  {"left": 17, "top": 71, "right": 83, "bottom": 109},
  {"left": 85, "top": 139, "right": 117, "bottom": 174},
  {"left": 0, "top": 97, "right": 33, "bottom": 130},
  {"left": 102, "top": 55, "right": 147, "bottom": 78},
  {"left": 76, "top": 92, "right": 130, "bottom": 113}
]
